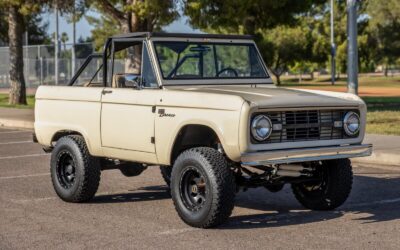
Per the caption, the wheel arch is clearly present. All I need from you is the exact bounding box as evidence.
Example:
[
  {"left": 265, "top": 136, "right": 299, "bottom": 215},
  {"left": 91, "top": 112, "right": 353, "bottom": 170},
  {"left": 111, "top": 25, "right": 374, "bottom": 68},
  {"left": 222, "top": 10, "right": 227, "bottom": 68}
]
[
  {"left": 50, "top": 130, "right": 94, "bottom": 154},
  {"left": 168, "top": 124, "right": 223, "bottom": 165}
]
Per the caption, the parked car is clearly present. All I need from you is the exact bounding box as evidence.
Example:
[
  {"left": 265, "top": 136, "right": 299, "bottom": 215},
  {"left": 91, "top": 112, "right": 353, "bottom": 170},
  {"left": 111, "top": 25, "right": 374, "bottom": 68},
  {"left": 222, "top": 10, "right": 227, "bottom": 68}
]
[{"left": 34, "top": 32, "right": 372, "bottom": 228}]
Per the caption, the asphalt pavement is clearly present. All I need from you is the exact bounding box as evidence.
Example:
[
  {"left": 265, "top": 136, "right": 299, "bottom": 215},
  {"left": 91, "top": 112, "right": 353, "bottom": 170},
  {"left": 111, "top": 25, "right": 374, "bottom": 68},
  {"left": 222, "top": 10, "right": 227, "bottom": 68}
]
[{"left": 1, "top": 127, "right": 400, "bottom": 249}]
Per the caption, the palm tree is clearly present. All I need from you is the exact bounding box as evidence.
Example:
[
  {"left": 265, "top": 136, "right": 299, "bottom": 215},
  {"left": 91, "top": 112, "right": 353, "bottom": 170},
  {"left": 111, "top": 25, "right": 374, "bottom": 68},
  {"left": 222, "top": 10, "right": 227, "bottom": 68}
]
[{"left": 60, "top": 32, "right": 69, "bottom": 51}]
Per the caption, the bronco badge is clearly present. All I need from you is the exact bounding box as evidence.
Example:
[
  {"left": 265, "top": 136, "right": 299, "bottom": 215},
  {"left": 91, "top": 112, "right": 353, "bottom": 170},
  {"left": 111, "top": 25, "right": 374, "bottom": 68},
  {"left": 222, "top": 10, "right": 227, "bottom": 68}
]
[{"left": 158, "top": 109, "right": 176, "bottom": 117}]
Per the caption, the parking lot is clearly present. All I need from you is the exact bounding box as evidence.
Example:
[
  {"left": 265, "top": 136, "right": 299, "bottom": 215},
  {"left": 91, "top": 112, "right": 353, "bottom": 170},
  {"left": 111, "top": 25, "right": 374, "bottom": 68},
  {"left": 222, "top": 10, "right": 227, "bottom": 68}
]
[{"left": 0, "top": 127, "right": 400, "bottom": 249}]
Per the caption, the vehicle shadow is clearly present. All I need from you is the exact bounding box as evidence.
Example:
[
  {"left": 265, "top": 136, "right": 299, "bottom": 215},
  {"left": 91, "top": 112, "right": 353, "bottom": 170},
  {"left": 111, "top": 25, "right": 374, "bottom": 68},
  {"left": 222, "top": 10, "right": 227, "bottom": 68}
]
[
  {"left": 222, "top": 174, "right": 400, "bottom": 229},
  {"left": 89, "top": 185, "right": 170, "bottom": 204}
]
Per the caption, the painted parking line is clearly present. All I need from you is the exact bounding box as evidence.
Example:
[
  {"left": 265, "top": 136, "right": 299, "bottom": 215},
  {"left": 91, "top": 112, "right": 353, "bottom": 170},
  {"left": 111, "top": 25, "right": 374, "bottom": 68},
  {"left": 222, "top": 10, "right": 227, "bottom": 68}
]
[
  {"left": 0, "top": 173, "right": 49, "bottom": 180},
  {"left": 9, "top": 189, "right": 161, "bottom": 203},
  {"left": 0, "top": 130, "right": 32, "bottom": 134},
  {"left": 347, "top": 197, "right": 400, "bottom": 208},
  {"left": 0, "top": 153, "right": 48, "bottom": 160},
  {"left": 0, "top": 140, "right": 33, "bottom": 145}
]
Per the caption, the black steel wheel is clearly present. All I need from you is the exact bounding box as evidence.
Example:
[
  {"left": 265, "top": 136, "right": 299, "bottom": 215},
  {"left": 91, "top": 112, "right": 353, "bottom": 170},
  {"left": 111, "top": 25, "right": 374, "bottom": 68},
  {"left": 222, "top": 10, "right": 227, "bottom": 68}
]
[
  {"left": 292, "top": 159, "right": 353, "bottom": 210},
  {"left": 179, "top": 167, "right": 207, "bottom": 211},
  {"left": 50, "top": 135, "right": 100, "bottom": 203},
  {"left": 171, "top": 147, "right": 236, "bottom": 228},
  {"left": 56, "top": 150, "right": 76, "bottom": 189}
]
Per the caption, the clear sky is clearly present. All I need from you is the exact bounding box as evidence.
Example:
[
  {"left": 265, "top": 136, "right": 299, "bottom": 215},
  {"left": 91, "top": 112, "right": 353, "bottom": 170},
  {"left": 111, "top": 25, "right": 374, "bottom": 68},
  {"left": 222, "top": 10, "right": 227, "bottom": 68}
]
[{"left": 44, "top": 10, "right": 200, "bottom": 43}]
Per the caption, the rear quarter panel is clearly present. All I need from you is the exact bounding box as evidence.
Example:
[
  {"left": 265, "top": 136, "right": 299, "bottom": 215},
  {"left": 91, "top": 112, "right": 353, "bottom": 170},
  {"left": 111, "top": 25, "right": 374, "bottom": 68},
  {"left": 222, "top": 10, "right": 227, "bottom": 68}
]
[{"left": 34, "top": 86, "right": 104, "bottom": 156}]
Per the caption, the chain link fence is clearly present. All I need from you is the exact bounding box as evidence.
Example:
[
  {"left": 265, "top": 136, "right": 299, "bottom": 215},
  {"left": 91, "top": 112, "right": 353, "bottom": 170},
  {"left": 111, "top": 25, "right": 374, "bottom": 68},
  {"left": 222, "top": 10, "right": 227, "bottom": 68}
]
[{"left": 0, "top": 43, "right": 94, "bottom": 88}]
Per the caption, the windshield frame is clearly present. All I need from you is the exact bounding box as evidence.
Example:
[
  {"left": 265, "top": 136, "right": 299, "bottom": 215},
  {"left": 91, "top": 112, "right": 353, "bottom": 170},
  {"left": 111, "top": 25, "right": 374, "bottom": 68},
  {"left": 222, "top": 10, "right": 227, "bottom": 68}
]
[{"left": 149, "top": 37, "right": 273, "bottom": 86}]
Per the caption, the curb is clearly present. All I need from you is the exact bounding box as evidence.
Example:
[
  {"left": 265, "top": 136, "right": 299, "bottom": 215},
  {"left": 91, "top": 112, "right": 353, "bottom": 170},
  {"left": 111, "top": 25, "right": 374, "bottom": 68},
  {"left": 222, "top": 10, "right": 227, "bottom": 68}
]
[
  {"left": 352, "top": 151, "right": 400, "bottom": 167},
  {"left": 0, "top": 119, "right": 34, "bottom": 130}
]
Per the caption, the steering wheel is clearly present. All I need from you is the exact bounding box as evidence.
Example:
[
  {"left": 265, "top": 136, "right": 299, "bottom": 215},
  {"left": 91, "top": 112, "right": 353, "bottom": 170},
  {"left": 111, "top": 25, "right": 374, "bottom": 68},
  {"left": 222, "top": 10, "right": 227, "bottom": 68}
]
[{"left": 217, "top": 67, "right": 239, "bottom": 77}]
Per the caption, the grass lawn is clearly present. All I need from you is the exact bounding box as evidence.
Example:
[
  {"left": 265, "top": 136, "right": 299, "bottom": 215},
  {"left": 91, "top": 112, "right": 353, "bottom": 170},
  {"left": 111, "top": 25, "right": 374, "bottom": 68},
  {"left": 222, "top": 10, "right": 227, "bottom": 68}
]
[
  {"left": 0, "top": 94, "right": 35, "bottom": 109},
  {"left": 362, "top": 97, "right": 400, "bottom": 136},
  {"left": 366, "top": 111, "right": 400, "bottom": 135},
  {"left": 280, "top": 75, "right": 400, "bottom": 88}
]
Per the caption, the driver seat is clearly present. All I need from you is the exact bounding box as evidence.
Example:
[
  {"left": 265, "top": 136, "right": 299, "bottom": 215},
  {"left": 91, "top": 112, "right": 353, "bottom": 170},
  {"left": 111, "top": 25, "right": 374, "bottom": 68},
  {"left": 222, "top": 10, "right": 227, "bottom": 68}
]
[{"left": 112, "top": 74, "right": 126, "bottom": 88}]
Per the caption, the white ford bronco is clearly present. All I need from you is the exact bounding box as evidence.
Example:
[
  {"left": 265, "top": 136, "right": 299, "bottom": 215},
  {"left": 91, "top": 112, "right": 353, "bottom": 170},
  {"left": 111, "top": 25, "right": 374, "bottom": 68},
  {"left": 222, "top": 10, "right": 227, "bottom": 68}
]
[{"left": 34, "top": 32, "right": 372, "bottom": 228}]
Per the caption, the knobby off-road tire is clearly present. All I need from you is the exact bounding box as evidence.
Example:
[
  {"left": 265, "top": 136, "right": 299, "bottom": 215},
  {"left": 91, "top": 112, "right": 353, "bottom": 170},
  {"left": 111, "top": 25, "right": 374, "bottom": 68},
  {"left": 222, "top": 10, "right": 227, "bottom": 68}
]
[
  {"left": 160, "top": 165, "right": 172, "bottom": 187},
  {"left": 292, "top": 159, "right": 353, "bottom": 210},
  {"left": 171, "top": 147, "right": 236, "bottom": 228},
  {"left": 50, "top": 135, "right": 101, "bottom": 202}
]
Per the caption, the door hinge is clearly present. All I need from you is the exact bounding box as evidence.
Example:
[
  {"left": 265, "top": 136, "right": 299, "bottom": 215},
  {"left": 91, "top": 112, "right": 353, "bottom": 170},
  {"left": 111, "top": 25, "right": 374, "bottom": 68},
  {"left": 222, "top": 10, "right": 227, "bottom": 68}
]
[
  {"left": 151, "top": 137, "right": 155, "bottom": 144},
  {"left": 151, "top": 106, "right": 156, "bottom": 113}
]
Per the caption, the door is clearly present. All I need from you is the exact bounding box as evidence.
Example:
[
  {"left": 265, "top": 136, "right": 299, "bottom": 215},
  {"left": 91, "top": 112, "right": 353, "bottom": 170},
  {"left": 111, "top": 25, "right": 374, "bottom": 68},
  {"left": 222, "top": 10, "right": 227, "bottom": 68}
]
[{"left": 100, "top": 39, "right": 159, "bottom": 153}]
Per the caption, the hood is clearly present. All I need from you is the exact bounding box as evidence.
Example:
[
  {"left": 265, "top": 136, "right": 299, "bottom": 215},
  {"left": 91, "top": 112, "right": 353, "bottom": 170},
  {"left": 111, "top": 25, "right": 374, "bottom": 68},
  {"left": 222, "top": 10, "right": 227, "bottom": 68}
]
[{"left": 166, "top": 85, "right": 364, "bottom": 109}]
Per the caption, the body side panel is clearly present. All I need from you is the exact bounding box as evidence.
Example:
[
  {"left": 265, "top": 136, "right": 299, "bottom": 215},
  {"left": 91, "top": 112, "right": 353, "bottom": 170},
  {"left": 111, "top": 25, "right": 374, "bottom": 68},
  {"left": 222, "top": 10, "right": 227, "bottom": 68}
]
[
  {"left": 34, "top": 86, "right": 104, "bottom": 156},
  {"left": 154, "top": 90, "right": 245, "bottom": 165},
  {"left": 100, "top": 88, "right": 157, "bottom": 155}
]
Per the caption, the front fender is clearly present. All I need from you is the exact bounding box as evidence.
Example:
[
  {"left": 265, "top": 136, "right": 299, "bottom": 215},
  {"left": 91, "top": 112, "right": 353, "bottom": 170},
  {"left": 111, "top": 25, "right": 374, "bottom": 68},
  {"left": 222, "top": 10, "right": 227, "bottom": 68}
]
[{"left": 155, "top": 107, "right": 243, "bottom": 165}]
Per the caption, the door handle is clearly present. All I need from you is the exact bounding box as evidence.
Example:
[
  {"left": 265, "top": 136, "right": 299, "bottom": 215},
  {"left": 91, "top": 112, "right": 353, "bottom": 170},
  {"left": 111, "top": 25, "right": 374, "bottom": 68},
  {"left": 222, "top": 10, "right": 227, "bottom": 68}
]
[{"left": 102, "top": 90, "right": 113, "bottom": 95}]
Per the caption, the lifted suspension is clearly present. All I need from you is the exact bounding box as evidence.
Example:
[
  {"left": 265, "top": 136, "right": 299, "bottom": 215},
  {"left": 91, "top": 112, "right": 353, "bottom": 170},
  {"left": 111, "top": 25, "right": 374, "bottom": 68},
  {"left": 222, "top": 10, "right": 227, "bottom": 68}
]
[{"left": 232, "top": 162, "right": 322, "bottom": 192}]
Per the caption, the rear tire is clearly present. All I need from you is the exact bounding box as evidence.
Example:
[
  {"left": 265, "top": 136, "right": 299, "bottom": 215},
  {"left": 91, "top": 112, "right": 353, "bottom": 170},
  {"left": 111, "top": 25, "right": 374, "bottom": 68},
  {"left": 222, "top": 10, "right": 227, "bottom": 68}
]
[
  {"left": 50, "top": 135, "right": 100, "bottom": 203},
  {"left": 171, "top": 147, "right": 236, "bottom": 228},
  {"left": 292, "top": 159, "right": 353, "bottom": 210}
]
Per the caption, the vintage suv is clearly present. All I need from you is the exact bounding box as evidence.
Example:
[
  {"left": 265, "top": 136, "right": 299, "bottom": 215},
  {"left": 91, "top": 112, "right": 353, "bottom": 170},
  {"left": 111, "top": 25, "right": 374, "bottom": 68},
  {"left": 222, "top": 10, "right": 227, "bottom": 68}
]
[{"left": 34, "top": 32, "right": 372, "bottom": 228}]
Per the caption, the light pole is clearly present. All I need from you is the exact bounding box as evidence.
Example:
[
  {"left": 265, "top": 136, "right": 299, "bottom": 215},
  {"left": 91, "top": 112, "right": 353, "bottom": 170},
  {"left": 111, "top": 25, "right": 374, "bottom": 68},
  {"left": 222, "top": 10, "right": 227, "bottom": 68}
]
[
  {"left": 330, "top": 0, "right": 336, "bottom": 85},
  {"left": 71, "top": 1, "right": 76, "bottom": 77},
  {"left": 347, "top": 0, "right": 359, "bottom": 95},
  {"left": 55, "top": 6, "right": 59, "bottom": 85}
]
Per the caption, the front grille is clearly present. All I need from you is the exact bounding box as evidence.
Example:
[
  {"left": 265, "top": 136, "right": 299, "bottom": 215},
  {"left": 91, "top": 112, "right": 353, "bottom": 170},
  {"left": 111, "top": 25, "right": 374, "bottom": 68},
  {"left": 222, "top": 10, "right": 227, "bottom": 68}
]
[{"left": 252, "top": 109, "right": 358, "bottom": 144}]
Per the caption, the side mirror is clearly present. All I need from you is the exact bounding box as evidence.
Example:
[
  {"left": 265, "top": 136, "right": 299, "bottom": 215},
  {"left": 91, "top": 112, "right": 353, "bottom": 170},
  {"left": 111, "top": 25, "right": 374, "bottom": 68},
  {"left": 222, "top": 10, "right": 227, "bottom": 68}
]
[{"left": 124, "top": 74, "right": 142, "bottom": 89}]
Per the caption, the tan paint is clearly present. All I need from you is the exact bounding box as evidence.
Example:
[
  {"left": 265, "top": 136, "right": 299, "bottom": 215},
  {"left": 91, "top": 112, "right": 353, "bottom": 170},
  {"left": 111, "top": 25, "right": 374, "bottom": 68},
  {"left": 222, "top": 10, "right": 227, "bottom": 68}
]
[
  {"left": 35, "top": 84, "right": 367, "bottom": 165},
  {"left": 100, "top": 88, "right": 157, "bottom": 154},
  {"left": 34, "top": 36, "right": 368, "bottom": 166},
  {"left": 34, "top": 86, "right": 104, "bottom": 156}
]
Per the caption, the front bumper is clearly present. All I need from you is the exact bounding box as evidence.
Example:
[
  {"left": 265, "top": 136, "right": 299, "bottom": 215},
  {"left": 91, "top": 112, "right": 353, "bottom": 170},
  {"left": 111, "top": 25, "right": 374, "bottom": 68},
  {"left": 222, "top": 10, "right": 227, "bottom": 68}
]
[{"left": 241, "top": 144, "right": 372, "bottom": 166}]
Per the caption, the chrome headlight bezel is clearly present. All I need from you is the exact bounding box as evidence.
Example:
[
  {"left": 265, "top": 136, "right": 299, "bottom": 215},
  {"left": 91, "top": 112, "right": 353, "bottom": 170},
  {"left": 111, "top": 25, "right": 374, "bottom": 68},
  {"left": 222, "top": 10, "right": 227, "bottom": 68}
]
[
  {"left": 343, "top": 111, "right": 360, "bottom": 136},
  {"left": 251, "top": 115, "right": 273, "bottom": 141}
]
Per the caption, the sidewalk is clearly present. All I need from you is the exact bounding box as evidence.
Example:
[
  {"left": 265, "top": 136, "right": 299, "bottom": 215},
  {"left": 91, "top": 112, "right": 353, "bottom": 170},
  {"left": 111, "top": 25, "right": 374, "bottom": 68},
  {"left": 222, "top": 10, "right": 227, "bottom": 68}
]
[
  {"left": 352, "top": 134, "right": 400, "bottom": 167},
  {"left": 0, "top": 107, "right": 34, "bottom": 129},
  {"left": 0, "top": 107, "right": 399, "bottom": 166}
]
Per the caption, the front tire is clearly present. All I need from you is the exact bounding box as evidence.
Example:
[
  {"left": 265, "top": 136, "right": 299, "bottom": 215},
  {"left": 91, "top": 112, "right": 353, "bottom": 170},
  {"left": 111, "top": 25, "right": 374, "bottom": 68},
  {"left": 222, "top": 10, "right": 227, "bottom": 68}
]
[
  {"left": 292, "top": 159, "right": 353, "bottom": 210},
  {"left": 50, "top": 135, "right": 101, "bottom": 203},
  {"left": 171, "top": 147, "right": 236, "bottom": 228}
]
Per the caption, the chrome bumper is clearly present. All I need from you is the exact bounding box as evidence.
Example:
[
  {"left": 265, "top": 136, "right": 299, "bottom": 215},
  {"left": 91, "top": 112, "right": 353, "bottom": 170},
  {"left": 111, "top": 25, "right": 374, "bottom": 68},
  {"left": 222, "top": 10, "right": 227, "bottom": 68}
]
[{"left": 241, "top": 144, "right": 373, "bottom": 166}]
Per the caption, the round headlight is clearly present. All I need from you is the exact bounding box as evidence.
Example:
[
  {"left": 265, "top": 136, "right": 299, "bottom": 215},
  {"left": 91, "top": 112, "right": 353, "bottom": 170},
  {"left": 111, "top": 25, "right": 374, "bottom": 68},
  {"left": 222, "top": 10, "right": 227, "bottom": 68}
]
[
  {"left": 251, "top": 115, "right": 272, "bottom": 141},
  {"left": 343, "top": 111, "right": 360, "bottom": 136}
]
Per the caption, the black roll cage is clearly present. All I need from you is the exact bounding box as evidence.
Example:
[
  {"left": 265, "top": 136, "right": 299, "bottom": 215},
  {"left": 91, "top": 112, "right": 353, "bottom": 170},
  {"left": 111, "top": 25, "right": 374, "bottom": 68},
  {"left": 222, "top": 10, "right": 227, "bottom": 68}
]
[
  {"left": 68, "top": 53, "right": 103, "bottom": 86},
  {"left": 67, "top": 32, "right": 269, "bottom": 87},
  {"left": 69, "top": 37, "right": 145, "bottom": 87}
]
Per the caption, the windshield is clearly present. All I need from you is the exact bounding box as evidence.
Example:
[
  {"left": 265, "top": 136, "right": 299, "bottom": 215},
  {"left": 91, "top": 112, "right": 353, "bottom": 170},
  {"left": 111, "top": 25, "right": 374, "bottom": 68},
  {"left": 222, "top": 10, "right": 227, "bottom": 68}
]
[{"left": 154, "top": 42, "right": 268, "bottom": 80}]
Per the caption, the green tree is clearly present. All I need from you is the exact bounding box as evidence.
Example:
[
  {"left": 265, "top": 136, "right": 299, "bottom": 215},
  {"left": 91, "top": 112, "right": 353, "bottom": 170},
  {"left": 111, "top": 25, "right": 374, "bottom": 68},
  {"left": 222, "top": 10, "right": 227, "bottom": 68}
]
[
  {"left": 184, "top": 0, "right": 325, "bottom": 35},
  {"left": 184, "top": 0, "right": 326, "bottom": 85},
  {"left": 60, "top": 32, "right": 69, "bottom": 51},
  {"left": 0, "top": 0, "right": 74, "bottom": 105},
  {"left": 258, "top": 25, "right": 309, "bottom": 85},
  {"left": 87, "top": 0, "right": 178, "bottom": 34},
  {"left": 367, "top": 0, "right": 400, "bottom": 76},
  {"left": 0, "top": 11, "right": 50, "bottom": 45},
  {"left": 86, "top": 14, "right": 120, "bottom": 51},
  {"left": 86, "top": 0, "right": 179, "bottom": 68}
]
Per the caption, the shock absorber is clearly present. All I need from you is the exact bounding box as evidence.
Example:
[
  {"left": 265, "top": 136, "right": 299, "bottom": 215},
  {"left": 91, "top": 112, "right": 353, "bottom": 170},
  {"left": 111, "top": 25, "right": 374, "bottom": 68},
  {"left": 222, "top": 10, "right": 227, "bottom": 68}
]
[{"left": 275, "top": 164, "right": 313, "bottom": 177}]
